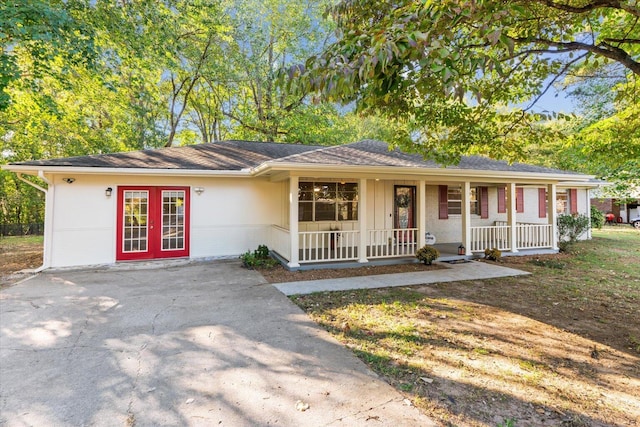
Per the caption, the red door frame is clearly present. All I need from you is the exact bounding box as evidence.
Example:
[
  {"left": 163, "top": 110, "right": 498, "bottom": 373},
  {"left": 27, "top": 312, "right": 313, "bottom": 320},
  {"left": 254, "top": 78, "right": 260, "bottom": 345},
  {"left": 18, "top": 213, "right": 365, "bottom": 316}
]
[{"left": 116, "top": 186, "right": 190, "bottom": 261}]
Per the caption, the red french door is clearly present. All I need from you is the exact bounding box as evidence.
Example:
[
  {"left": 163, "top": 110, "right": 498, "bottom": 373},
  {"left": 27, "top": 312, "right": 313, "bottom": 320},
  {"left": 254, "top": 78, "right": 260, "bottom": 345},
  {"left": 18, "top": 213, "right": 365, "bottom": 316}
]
[{"left": 116, "top": 186, "right": 190, "bottom": 261}]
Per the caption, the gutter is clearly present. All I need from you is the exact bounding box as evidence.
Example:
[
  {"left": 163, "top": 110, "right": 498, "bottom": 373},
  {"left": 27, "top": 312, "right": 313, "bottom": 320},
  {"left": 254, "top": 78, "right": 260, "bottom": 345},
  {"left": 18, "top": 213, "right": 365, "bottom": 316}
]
[
  {"left": 3, "top": 165, "right": 253, "bottom": 178},
  {"left": 15, "top": 172, "right": 50, "bottom": 272}
]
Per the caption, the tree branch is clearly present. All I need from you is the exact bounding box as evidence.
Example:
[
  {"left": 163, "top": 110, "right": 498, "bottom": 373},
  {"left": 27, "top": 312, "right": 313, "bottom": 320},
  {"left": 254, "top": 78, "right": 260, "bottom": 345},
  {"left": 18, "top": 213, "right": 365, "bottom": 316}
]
[
  {"left": 510, "top": 37, "right": 640, "bottom": 76},
  {"left": 532, "top": 0, "right": 640, "bottom": 17}
]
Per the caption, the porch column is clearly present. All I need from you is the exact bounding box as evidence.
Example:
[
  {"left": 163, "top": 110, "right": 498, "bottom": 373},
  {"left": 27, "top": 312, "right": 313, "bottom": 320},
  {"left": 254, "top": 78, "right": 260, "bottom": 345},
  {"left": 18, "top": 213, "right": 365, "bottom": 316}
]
[
  {"left": 461, "top": 181, "right": 471, "bottom": 255},
  {"left": 508, "top": 182, "right": 518, "bottom": 253},
  {"left": 358, "top": 178, "right": 368, "bottom": 263},
  {"left": 418, "top": 180, "right": 426, "bottom": 248},
  {"left": 288, "top": 175, "right": 300, "bottom": 268},
  {"left": 547, "top": 183, "right": 558, "bottom": 250},
  {"left": 586, "top": 189, "right": 592, "bottom": 239}
]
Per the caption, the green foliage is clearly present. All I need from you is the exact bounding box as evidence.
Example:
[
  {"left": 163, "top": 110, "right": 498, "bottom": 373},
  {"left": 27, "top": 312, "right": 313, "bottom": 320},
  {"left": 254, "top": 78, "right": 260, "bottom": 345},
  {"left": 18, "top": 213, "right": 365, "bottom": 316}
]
[
  {"left": 240, "top": 244, "right": 278, "bottom": 269},
  {"left": 287, "top": 0, "right": 640, "bottom": 164},
  {"left": 557, "top": 214, "right": 591, "bottom": 252},
  {"left": 590, "top": 206, "right": 605, "bottom": 230},
  {"left": 484, "top": 248, "right": 502, "bottom": 261},
  {"left": 415, "top": 245, "right": 440, "bottom": 265},
  {"left": 0, "top": 0, "right": 96, "bottom": 111}
]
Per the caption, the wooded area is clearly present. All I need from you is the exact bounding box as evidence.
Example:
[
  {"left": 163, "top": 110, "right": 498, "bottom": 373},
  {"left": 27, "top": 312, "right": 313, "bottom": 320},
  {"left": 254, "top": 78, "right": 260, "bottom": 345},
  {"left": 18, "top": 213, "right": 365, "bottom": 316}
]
[{"left": 1, "top": 0, "right": 638, "bottom": 230}]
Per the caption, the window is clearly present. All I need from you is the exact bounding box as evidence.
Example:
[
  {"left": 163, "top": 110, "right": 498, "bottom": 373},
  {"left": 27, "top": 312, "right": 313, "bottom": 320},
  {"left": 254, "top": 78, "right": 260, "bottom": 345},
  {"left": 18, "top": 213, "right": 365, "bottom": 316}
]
[
  {"left": 447, "top": 186, "right": 462, "bottom": 215},
  {"left": 439, "top": 185, "right": 486, "bottom": 218},
  {"left": 497, "top": 186, "right": 524, "bottom": 213},
  {"left": 557, "top": 189, "right": 577, "bottom": 214},
  {"left": 470, "top": 187, "right": 479, "bottom": 215},
  {"left": 299, "top": 181, "right": 358, "bottom": 222}
]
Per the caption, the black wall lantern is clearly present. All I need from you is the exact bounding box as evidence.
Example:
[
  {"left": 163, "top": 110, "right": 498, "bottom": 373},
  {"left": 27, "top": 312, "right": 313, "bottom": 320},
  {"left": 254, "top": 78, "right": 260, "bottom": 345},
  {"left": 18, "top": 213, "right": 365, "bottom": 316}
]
[
  {"left": 458, "top": 244, "right": 466, "bottom": 255},
  {"left": 105, "top": 187, "right": 113, "bottom": 197}
]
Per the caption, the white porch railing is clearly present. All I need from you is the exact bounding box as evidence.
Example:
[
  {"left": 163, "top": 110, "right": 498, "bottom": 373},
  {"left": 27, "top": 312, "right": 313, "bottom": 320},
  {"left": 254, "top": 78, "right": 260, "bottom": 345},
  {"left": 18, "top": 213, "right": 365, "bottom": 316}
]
[
  {"left": 270, "top": 225, "right": 291, "bottom": 260},
  {"left": 299, "top": 230, "right": 359, "bottom": 263},
  {"left": 367, "top": 228, "right": 418, "bottom": 259},
  {"left": 517, "top": 224, "right": 553, "bottom": 249},
  {"left": 470, "top": 226, "right": 511, "bottom": 252},
  {"left": 471, "top": 224, "right": 553, "bottom": 252}
]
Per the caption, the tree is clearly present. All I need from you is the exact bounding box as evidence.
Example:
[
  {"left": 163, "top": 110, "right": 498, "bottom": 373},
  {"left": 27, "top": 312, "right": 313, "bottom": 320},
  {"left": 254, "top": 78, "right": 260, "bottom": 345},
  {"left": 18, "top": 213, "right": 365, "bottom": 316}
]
[
  {"left": 221, "top": 0, "right": 334, "bottom": 142},
  {"left": 287, "top": 0, "right": 640, "bottom": 162},
  {"left": 0, "top": 0, "right": 95, "bottom": 112}
]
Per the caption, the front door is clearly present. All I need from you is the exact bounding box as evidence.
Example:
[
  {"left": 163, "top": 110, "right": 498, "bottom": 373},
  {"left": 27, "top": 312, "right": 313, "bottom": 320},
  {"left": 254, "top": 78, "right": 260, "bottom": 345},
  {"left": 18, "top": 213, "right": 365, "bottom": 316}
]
[
  {"left": 394, "top": 185, "right": 416, "bottom": 243},
  {"left": 116, "top": 186, "right": 190, "bottom": 261}
]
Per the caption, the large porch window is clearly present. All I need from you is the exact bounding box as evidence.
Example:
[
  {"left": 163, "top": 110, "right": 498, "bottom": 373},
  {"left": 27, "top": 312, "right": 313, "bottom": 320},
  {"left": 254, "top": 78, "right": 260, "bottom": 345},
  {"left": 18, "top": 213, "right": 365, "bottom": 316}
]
[{"left": 299, "top": 181, "right": 358, "bottom": 222}]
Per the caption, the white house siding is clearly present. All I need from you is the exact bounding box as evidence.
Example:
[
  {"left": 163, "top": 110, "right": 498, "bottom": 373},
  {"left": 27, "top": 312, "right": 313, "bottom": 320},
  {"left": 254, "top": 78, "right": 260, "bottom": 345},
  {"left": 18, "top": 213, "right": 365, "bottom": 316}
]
[
  {"left": 49, "top": 174, "right": 115, "bottom": 267},
  {"left": 190, "top": 178, "right": 284, "bottom": 258},
  {"left": 46, "top": 174, "right": 284, "bottom": 268}
]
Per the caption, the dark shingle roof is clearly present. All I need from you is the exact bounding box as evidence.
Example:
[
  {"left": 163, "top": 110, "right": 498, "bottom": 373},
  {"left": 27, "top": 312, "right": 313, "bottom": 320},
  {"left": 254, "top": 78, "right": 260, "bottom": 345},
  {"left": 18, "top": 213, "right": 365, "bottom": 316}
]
[
  {"left": 11, "top": 139, "right": 583, "bottom": 176},
  {"left": 14, "top": 140, "right": 322, "bottom": 170},
  {"left": 272, "top": 140, "right": 581, "bottom": 175}
]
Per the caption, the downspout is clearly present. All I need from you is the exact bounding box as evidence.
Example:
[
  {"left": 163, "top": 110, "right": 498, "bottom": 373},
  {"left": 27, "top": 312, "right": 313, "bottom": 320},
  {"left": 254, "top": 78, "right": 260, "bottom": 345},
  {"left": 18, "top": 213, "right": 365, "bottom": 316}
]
[{"left": 16, "top": 172, "right": 52, "bottom": 272}]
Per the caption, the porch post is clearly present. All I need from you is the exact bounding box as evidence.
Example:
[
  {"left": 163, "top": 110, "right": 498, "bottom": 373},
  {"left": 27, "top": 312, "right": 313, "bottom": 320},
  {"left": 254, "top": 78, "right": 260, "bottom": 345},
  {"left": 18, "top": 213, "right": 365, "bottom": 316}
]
[
  {"left": 418, "top": 180, "right": 426, "bottom": 248},
  {"left": 288, "top": 175, "right": 300, "bottom": 268},
  {"left": 358, "top": 178, "right": 368, "bottom": 263},
  {"left": 586, "top": 189, "right": 592, "bottom": 239},
  {"left": 508, "top": 182, "right": 518, "bottom": 253},
  {"left": 547, "top": 183, "right": 558, "bottom": 250},
  {"left": 461, "top": 181, "right": 471, "bottom": 255}
]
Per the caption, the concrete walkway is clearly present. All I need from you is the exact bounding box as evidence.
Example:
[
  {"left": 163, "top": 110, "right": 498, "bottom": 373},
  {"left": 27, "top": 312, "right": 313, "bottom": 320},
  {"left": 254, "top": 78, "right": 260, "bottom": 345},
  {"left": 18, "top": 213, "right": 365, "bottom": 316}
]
[{"left": 274, "top": 260, "right": 530, "bottom": 295}]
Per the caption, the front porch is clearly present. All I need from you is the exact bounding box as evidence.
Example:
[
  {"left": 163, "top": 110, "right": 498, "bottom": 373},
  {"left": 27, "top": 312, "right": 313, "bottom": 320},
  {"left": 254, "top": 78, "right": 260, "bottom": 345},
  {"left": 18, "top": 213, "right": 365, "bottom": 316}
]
[{"left": 268, "top": 176, "right": 560, "bottom": 269}]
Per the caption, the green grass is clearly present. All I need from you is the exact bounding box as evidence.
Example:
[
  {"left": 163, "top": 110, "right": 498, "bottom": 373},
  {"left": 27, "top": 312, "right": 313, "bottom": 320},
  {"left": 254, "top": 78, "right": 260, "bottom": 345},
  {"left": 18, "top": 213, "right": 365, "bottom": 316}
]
[
  {"left": 291, "top": 228, "right": 640, "bottom": 426},
  {"left": 0, "top": 235, "right": 44, "bottom": 246}
]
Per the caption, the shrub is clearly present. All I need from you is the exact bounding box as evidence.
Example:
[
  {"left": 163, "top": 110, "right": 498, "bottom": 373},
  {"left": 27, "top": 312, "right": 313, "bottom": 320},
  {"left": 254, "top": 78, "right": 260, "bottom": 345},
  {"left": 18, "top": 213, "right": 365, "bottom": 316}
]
[
  {"left": 484, "top": 248, "right": 502, "bottom": 261},
  {"left": 590, "top": 206, "right": 605, "bottom": 229},
  {"left": 416, "top": 245, "right": 440, "bottom": 265},
  {"left": 240, "top": 244, "right": 278, "bottom": 269},
  {"left": 557, "top": 213, "right": 590, "bottom": 252}
]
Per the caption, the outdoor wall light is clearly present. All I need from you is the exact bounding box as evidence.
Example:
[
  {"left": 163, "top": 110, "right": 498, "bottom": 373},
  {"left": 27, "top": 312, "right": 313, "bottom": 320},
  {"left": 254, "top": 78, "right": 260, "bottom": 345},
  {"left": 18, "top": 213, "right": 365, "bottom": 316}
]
[
  {"left": 105, "top": 187, "right": 113, "bottom": 197},
  {"left": 62, "top": 177, "right": 75, "bottom": 184},
  {"left": 458, "top": 244, "right": 466, "bottom": 255},
  {"left": 194, "top": 187, "right": 204, "bottom": 195}
]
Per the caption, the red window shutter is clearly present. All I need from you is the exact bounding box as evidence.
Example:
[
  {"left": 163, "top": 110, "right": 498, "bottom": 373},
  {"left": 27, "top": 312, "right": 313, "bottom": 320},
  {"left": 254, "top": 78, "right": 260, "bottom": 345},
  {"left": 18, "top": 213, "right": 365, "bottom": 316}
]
[
  {"left": 438, "top": 185, "right": 448, "bottom": 219},
  {"left": 538, "top": 188, "right": 547, "bottom": 218},
  {"left": 480, "top": 186, "right": 489, "bottom": 219},
  {"left": 570, "top": 189, "right": 578, "bottom": 213},
  {"left": 497, "top": 186, "right": 506, "bottom": 213},
  {"left": 516, "top": 187, "right": 524, "bottom": 213}
]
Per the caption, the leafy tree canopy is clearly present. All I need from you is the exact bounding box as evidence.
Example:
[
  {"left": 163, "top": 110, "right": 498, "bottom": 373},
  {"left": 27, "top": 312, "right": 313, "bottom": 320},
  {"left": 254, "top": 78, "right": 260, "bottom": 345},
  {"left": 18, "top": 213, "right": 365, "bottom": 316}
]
[{"left": 286, "top": 0, "right": 640, "bottom": 163}]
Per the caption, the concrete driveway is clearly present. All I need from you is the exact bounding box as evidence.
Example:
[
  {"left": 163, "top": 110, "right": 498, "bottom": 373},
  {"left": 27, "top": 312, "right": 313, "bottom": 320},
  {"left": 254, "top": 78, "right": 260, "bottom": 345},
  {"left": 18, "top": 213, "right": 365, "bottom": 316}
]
[{"left": 0, "top": 260, "right": 435, "bottom": 426}]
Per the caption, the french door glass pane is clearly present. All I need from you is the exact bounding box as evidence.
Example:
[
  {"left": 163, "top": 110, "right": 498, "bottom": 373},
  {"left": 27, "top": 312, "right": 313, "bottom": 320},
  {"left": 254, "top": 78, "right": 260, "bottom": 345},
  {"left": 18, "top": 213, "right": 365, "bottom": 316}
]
[
  {"left": 162, "top": 191, "right": 185, "bottom": 251},
  {"left": 123, "top": 191, "right": 148, "bottom": 253}
]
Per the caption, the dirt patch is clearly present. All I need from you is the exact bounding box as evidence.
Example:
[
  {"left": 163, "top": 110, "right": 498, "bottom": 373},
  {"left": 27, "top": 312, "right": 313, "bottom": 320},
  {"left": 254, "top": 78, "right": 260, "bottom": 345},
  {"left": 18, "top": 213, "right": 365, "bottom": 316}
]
[
  {"left": 258, "top": 261, "right": 445, "bottom": 283},
  {"left": 0, "top": 237, "right": 43, "bottom": 288}
]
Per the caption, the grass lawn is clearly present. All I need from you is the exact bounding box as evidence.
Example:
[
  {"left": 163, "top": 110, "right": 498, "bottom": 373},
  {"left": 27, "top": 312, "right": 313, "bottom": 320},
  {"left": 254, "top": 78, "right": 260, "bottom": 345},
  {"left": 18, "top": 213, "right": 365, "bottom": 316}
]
[{"left": 292, "top": 227, "right": 640, "bottom": 426}]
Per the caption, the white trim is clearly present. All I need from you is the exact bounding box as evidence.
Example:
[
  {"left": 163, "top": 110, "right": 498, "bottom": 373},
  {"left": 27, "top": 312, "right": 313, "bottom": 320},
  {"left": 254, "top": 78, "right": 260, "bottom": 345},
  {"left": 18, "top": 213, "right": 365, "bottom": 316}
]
[
  {"left": 2, "top": 165, "right": 253, "bottom": 178},
  {"left": 508, "top": 183, "right": 518, "bottom": 253},
  {"left": 4, "top": 162, "right": 597, "bottom": 184},
  {"left": 288, "top": 176, "right": 300, "bottom": 268},
  {"left": 358, "top": 178, "right": 368, "bottom": 263}
]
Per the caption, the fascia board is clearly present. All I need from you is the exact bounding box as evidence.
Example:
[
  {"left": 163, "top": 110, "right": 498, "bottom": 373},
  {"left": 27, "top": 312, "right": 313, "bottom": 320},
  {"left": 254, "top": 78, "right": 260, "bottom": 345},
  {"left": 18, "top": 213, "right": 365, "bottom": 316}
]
[
  {"left": 2, "top": 164, "right": 253, "bottom": 178},
  {"left": 258, "top": 162, "right": 594, "bottom": 183}
]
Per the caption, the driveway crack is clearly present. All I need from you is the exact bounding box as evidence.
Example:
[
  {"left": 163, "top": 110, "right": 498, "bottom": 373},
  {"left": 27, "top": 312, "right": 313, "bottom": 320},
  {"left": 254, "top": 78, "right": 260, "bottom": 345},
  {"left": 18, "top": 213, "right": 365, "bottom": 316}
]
[{"left": 151, "top": 297, "right": 177, "bottom": 335}]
